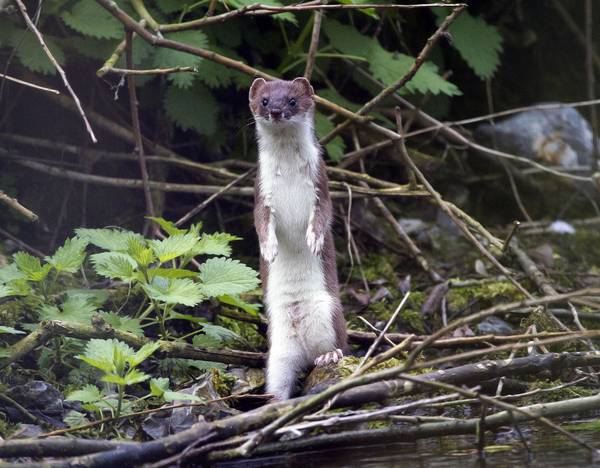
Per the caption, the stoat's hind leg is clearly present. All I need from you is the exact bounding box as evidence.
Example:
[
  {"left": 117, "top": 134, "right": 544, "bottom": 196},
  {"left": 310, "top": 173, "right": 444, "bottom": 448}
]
[
  {"left": 314, "top": 348, "right": 343, "bottom": 366},
  {"left": 266, "top": 345, "right": 304, "bottom": 401}
]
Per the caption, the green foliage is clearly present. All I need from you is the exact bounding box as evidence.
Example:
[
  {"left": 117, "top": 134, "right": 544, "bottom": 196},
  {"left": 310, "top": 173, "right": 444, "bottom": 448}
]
[
  {"left": 192, "top": 323, "right": 244, "bottom": 348},
  {"left": 323, "top": 20, "right": 460, "bottom": 97},
  {"left": 45, "top": 237, "right": 88, "bottom": 274},
  {"left": 61, "top": 0, "right": 123, "bottom": 39},
  {"left": 153, "top": 31, "right": 208, "bottom": 88},
  {"left": 143, "top": 277, "right": 205, "bottom": 306},
  {"left": 76, "top": 228, "right": 145, "bottom": 252},
  {"left": 164, "top": 82, "right": 218, "bottom": 136},
  {"left": 150, "top": 377, "right": 202, "bottom": 402},
  {"left": 198, "top": 258, "right": 259, "bottom": 297},
  {"left": 434, "top": 9, "right": 503, "bottom": 80}
]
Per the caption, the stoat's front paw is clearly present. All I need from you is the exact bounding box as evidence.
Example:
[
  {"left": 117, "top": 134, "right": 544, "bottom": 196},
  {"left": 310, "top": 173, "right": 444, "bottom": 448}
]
[
  {"left": 314, "top": 349, "right": 343, "bottom": 366},
  {"left": 306, "top": 223, "right": 324, "bottom": 256},
  {"left": 261, "top": 234, "right": 278, "bottom": 264}
]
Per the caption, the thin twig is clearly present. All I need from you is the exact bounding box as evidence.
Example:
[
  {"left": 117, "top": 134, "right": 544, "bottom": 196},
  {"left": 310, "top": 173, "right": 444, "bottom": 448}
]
[
  {"left": 304, "top": 2, "right": 325, "bottom": 80},
  {"left": 125, "top": 29, "right": 156, "bottom": 229},
  {"left": 158, "top": 3, "right": 466, "bottom": 33},
  {"left": 393, "top": 108, "right": 531, "bottom": 298},
  {"left": 0, "top": 73, "right": 59, "bottom": 94},
  {"left": 106, "top": 66, "right": 197, "bottom": 75},
  {"left": 0, "top": 190, "right": 38, "bottom": 222},
  {"left": 320, "top": 5, "right": 465, "bottom": 145},
  {"left": 0, "top": 226, "right": 46, "bottom": 257},
  {"left": 13, "top": 0, "right": 97, "bottom": 143},
  {"left": 175, "top": 168, "right": 256, "bottom": 227}
]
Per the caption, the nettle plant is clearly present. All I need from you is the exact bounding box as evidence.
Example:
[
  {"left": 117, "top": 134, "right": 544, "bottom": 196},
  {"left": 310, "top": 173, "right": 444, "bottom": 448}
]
[
  {"left": 66, "top": 339, "right": 200, "bottom": 421},
  {"left": 0, "top": 217, "right": 260, "bottom": 352}
]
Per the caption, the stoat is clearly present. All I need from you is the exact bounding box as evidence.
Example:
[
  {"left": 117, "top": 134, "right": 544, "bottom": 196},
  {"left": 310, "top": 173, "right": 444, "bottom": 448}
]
[{"left": 249, "top": 77, "right": 347, "bottom": 401}]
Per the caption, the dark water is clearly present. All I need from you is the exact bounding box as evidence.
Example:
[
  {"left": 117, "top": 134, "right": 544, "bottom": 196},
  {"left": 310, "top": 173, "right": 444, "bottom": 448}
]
[{"left": 214, "top": 426, "right": 600, "bottom": 467}]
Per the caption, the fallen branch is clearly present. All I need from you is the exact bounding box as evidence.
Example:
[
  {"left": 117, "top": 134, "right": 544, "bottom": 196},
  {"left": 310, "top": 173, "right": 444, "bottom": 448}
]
[
  {"left": 207, "top": 386, "right": 600, "bottom": 462},
  {"left": 29, "top": 350, "right": 600, "bottom": 466},
  {"left": 0, "top": 319, "right": 265, "bottom": 370},
  {"left": 7, "top": 158, "right": 426, "bottom": 199}
]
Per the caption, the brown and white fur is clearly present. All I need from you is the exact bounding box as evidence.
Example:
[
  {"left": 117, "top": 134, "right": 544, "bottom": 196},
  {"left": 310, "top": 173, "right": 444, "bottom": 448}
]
[{"left": 249, "top": 77, "right": 347, "bottom": 401}]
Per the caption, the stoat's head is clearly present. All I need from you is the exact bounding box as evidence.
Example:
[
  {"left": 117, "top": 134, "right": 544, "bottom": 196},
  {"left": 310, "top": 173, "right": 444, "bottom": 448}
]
[{"left": 249, "top": 77, "right": 314, "bottom": 129}]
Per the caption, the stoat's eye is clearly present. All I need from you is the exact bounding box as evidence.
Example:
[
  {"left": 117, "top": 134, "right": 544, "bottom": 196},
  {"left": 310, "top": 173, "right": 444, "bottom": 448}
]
[
  {"left": 262, "top": 98, "right": 269, "bottom": 106},
  {"left": 289, "top": 98, "right": 296, "bottom": 107}
]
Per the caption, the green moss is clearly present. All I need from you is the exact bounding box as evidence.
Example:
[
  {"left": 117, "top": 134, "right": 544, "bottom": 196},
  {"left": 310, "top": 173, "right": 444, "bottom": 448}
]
[
  {"left": 216, "top": 315, "right": 266, "bottom": 350},
  {"left": 447, "top": 281, "right": 525, "bottom": 311},
  {"left": 0, "top": 296, "right": 42, "bottom": 328},
  {"left": 0, "top": 414, "right": 17, "bottom": 438},
  {"left": 360, "top": 253, "right": 398, "bottom": 284},
  {"left": 210, "top": 368, "right": 236, "bottom": 397}
]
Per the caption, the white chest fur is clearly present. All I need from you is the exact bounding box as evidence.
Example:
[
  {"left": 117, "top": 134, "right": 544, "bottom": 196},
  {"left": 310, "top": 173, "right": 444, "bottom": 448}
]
[{"left": 256, "top": 120, "right": 337, "bottom": 374}]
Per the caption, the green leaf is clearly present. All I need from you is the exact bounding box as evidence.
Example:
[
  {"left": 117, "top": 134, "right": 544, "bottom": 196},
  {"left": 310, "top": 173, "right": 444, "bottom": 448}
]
[
  {"left": 164, "top": 82, "right": 218, "bottom": 136},
  {"left": 156, "top": 0, "right": 184, "bottom": 13},
  {"left": 203, "top": 323, "right": 243, "bottom": 345},
  {"left": 38, "top": 295, "right": 99, "bottom": 325},
  {"left": 0, "top": 348, "right": 9, "bottom": 358},
  {"left": 147, "top": 217, "right": 186, "bottom": 236},
  {"left": 120, "top": 368, "right": 151, "bottom": 385},
  {"left": 99, "top": 312, "right": 144, "bottom": 336},
  {"left": 152, "top": 31, "right": 207, "bottom": 88},
  {"left": 90, "top": 252, "right": 137, "bottom": 282},
  {"left": 218, "top": 294, "right": 261, "bottom": 315},
  {"left": 149, "top": 233, "right": 199, "bottom": 263},
  {"left": 61, "top": 0, "right": 123, "bottom": 39},
  {"left": 142, "top": 278, "right": 204, "bottom": 306},
  {"left": 16, "top": 32, "right": 66, "bottom": 75},
  {"left": 77, "top": 339, "right": 132, "bottom": 373},
  {"left": 185, "top": 360, "right": 226, "bottom": 371},
  {"left": 315, "top": 113, "right": 345, "bottom": 162},
  {"left": 195, "top": 45, "right": 247, "bottom": 90},
  {"left": 435, "top": 9, "right": 503, "bottom": 80},
  {"left": 45, "top": 237, "right": 88, "bottom": 274},
  {"left": 0, "top": 284, "right": 19, "bottom": 299},
  {"left": 127, "top": 238, "right": 155, "bottom": 268},
  {"left": 198, "top": 258, "right": 259, "bottom": 297},
  {"left": 130, "top": 341, "right": 161, "bottom": 367},
  {"left": 66, "top": 385, "right": 103, "bottom": 403},
  {"left": 0, "top": 281, "right": 31, "bottom": 298},
  {"left": 150, "top": 377, "right": 169, "bottom": 397},
  {"left": 0, "top": 325, "right": 25, "bottom": 334},
  {"left": 323, "top": 20, "right": 460, "bottom": 96},
  {"left": 63, "top": 410, "right": 89, "bottom": 428},
  {"left": 149, "top": 268, "right": 199, "bottom": 279},
  {"left": 76, "top": 228, "right": 144, "bottom": 252},
  {"left": 12, "top": 252, "right": 51, "bottom": 282},
  {"left": 0, "top": 264, "right": 26, "bottom": 283},
  {"left": 193, "top": 232, "right": 240, "bottom": 257},
  {"left": 65, "top": 289, "right": 110, "bottom": 308},
  {"left": 163, "top": 390, "right": 202, "bottom": 402},
  {"left": 192, "top": 333, "right": 221, "bottom": 348}
]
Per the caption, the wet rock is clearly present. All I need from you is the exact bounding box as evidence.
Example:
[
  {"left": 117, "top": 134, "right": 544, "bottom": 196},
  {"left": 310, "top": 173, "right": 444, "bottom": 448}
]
[
  {"left": 475, "top": 106, "right": 595, "bottom": 168},
  {"left": 477, "top": 316, "right": 514, "bottom": 336},
  {"left": 7, "top": 381, "right": 63, "bottom": 415},
  {"left": 228, "top": 367, "right": 265, "bottom": 395},
  {"left": 142, "top": 405, "right": 201, "bottom": 439},
  {"left": 397, "top": 218, "right": 427, "bottom": 236}
]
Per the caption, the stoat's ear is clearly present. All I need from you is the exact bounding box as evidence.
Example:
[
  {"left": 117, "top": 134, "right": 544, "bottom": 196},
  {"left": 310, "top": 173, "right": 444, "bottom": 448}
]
[
  {"left": 292, "top": 77, "right": 314, "bottom": 96},
  {"left": 249, "top": 78, "right": 267, "bottom": 101}
]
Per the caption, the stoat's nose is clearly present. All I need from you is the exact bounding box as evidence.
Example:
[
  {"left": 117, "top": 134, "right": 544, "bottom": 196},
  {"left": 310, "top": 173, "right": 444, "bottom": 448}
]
[{"left": 270, "top": 109, "right": 282, "bottom": 120}]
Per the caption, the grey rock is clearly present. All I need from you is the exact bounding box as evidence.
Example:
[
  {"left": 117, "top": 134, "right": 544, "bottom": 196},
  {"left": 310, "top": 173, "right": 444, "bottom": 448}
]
[
  {"left": 475, "top": 106, "right": 595, "bottom": 168},
  {"left": 477, "top": 316, "right": 514, "bottom": 336}
]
